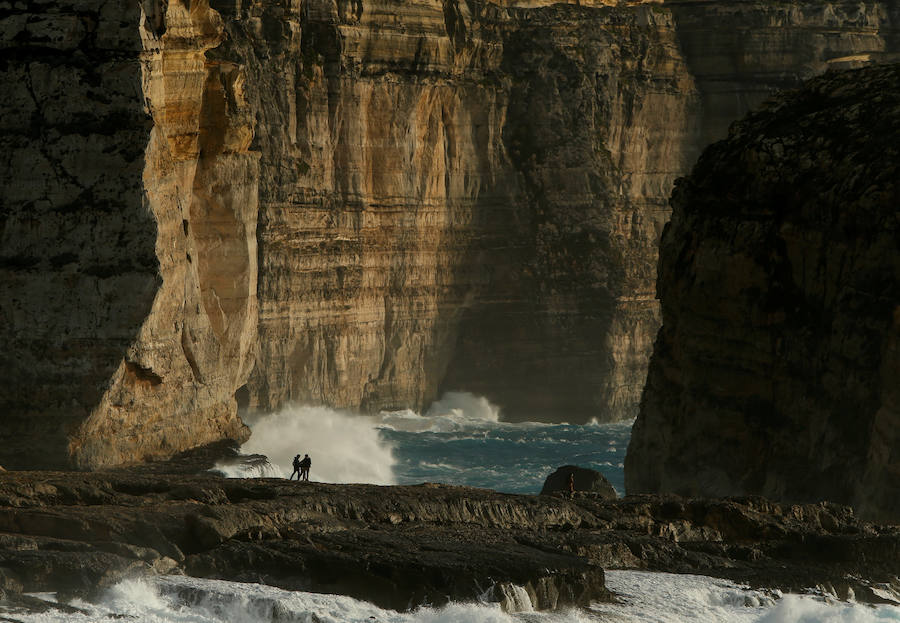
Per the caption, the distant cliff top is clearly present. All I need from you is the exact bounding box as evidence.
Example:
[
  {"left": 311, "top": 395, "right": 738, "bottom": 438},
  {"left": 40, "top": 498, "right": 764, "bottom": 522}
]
[{"left": 627, "top": 63, "right": 900, "bottom": 522}]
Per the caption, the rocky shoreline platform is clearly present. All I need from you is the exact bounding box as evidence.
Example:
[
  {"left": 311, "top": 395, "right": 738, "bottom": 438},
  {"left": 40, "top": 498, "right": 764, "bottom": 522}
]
[{"left": 0, "top": 455, "right": 899, "bottom": 615}]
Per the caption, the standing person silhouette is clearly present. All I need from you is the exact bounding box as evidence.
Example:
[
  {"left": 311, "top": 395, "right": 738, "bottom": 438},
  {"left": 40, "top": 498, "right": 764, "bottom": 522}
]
[
  {"left": 290, "top": 454, "right": 302, "bottom": 480},
  {"left": 300, "top": 454, "right": 312, "bottom": 481}
]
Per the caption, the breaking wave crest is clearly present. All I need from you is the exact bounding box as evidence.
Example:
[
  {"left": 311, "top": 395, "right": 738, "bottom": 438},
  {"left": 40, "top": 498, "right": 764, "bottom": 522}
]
[
  {"left": 223, "top": 405, "right": 397, "bottom": 485},
  {"left": 9, "top": 573, "right": 900, "bottom": 623},
  {"left": 214, "top": 392, "right": 632, "bottom": 494},
  {"left": 378, "top": 391, "right": 501, "bottom": 433},
  {"left": 15, "top": 575, "right": 589, "bottom": 623}
]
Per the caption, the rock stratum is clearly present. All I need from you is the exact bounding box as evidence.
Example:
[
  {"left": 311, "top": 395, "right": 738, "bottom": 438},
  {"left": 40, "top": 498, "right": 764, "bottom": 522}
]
[
  {"left": 2, "top": 0, "right": 900, "bottom": 469},
  {"left": 1, "top": 463, "right": 900, "bottom": 613},
  {"left": 627, "top": 63, "right": 900, "bottom": 523}
]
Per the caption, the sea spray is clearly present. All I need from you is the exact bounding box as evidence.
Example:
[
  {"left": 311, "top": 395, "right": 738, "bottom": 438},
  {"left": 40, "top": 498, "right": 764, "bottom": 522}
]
[
  {"left": 755, "top": 594, "right": 900, "bottom": 623},
  {"left": 221, "top": 392, "right": 630, "bottom": 493},
  {"left": 210, "top": 452, "right": 282, "bottom": 478},
  {"left": 236, "top": 405, "right": 396, "bottom": 484},
  {"left": 376, "top": 391, "right": 501, "bottom": 434},
  {"left": 593, "top": 571, "right": 900, "bottom": 623},
  {"left": 9, "top": 573, "right": 900, "bottom": 623},
  {"left": 425, "top": 391, "right": 501, "bottom": 422},
  {"left": 7, "top": 576, "right": 587, "bottom": 623}
]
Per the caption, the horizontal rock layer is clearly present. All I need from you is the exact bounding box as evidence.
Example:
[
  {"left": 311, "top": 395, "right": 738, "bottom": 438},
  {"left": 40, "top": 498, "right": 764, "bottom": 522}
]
[
  {"left": 626, "top": 63, "right": 900, "bottom": 522},
  {"left": 0, "top": 465, "right": 899, "bottom": 610},
  {"left": 1, "top": 0, "right": 899, "bottom": 467}
]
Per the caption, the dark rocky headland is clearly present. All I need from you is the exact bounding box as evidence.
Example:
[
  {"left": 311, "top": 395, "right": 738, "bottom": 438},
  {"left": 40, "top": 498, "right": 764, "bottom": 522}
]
[{"left": 628, "top": 62, "right": 900, "bottom": 524}]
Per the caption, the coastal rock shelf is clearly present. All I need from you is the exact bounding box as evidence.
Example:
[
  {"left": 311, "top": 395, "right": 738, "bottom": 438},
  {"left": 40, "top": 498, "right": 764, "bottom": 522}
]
[{"left": 0, "top": 468, "right": 899, "bottom": 612}]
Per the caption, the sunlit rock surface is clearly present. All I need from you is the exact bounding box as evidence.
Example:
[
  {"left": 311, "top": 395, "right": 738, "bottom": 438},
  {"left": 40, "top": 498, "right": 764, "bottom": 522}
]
[
  {"left": 627, "top": 63, "right": 900, "bottom": 523},
  {"left": 1, "top": 0, "right": 898, "bottom": 467}
]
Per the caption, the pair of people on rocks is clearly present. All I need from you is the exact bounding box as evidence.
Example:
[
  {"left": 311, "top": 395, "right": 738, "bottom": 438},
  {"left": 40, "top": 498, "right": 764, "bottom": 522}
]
[{"left": 290, "top": 453, "right": 312, "bottom": 481}]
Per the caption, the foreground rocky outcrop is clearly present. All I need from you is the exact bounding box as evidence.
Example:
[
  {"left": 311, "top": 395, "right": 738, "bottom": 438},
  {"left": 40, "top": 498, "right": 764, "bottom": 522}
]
[
  {"left": 0, "top": 463, "right": 899, "bottom": 613},
  {"left": 540, "top": 465, "right": 617, "bottom": 498},
  {"left": 2, "top": 0, "right": 900, "bottom": 469},
  {"left": 627, "top": 63, "right": 900, "bottom": 523}
]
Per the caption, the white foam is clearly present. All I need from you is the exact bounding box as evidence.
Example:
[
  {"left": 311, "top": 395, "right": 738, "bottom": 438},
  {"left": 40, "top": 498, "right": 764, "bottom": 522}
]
[
  {"left": 378, "top": 392, "right": 502, "bottom": 434},
  {"left": 238, "top": 404, "right": 396, "bottom": 485},
  {"left": 210, "top": 454, "right": 282, "bottom": 479},
  {"left": 425, "top": 391, "right": 501, "bottom": 422},
  {"left": 593, "top": 571, "right": 900, "bottom": 623},
  {"left": 10, "top": 576, "right": 577, "bottom": 623},
  {"left": 12, "top": 572, "right": 900, "bottom": 623},
  {"left": 755, "top": 594, "right": 900, "bottom": 622},
  {"left": 594, "top": 571, "right": 781, "bottom": 622}
]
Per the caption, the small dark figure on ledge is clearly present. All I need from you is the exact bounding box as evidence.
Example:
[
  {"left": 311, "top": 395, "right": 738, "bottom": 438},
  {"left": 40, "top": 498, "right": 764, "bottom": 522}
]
[{"left": 300, "top": 454, "right": 312, "bottom": 481}]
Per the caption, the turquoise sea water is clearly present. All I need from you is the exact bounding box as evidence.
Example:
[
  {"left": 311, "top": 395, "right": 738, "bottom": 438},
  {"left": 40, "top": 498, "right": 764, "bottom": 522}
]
[
  {"left": 231, "top": 392, "right": 631, "bottom": 495},
  {"left": 383, "top": 418, "right": 631, "bottom": 495}
]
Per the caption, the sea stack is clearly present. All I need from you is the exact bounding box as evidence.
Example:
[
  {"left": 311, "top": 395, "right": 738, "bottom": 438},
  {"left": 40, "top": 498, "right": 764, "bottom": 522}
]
[{"left": 626, "top": 64, "right": 900, "bottom": 523}]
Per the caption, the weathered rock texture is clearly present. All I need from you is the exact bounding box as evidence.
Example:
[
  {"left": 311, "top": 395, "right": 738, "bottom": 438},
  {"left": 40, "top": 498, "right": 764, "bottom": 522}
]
[
  {"left": 540, "top": 465, "right": 617, "bottom": 498},
  {"left": 626, "top": 64, "right": 900, "bottom": 523},
  {"left": 2, "top": 0, "right": 257, "bottom": 469},
  {"left": 225, "top": 0, "right": 699, "bottom": 423},
  {"left": 2, "top": 0, "right": 899, "bottom": 468},
  {"left": 1, "top": 466, "right": 900, "bottom": 612},
  {"left": 0, "top": 1, "right": 160, "bottom": 469}
]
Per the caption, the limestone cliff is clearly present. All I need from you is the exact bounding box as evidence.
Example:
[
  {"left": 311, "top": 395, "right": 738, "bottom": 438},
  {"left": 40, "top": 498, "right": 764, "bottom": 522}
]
[
  {"left": 626, "top": 64, "right": 900, "bottom": 522},
  {"left": 1, "top": 0, "right": 255, "bottom": 469},
  {"left": 68, "top": 0, "right": 259, "bottom": 469},
  {"left": 230, "top": 0, "right": 900, "bottom": 424},
  {"left": 1, "top": 0, "right": 899, "bottom": 468},
  {"left": 223, "top": 0, "right": 697, "bottom": 422}
]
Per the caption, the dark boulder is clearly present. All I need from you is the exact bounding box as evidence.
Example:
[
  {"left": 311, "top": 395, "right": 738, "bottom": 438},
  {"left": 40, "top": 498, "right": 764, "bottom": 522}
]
[{"left": 541, "top": 465, "right": 617, "bottom": 499}]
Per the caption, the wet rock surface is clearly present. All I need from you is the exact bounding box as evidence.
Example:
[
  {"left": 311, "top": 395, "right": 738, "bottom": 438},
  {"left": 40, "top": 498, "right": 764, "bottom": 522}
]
[{"left": 0, "top": 464, "right": 899, "bottom": 612}]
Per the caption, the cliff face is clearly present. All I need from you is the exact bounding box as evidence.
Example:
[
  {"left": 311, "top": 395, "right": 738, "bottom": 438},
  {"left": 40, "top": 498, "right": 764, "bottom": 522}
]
[
  {"left": 234, "top": 0, "right": 900, "bottom": 424},
  {"left": 626, "top": 64, "right": 900, "bottom": 522},
  {"left": 222, "top": 0, "right": 697, "bottom": 422},
  {"left": 0, "top": 1, "right": 158, "bottom": 468},
  {"left": 1, "top": 1, "right": 254, "bottom": 469},
  {"left": 670, "top": 0, "right": 900, "bottom": 152},
  {"left": 1, "top": 0, "right": 898, "bottom": 467},
  {"left": 66, "top": 1, "right": 259, "bottom": 469}
]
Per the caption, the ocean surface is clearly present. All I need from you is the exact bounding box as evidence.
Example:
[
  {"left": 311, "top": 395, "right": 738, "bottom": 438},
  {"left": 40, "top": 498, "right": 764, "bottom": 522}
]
[
  {"left": 223, "top": 391, "right": 630, "bottom": 496},
  {"left": 6, "top": 393, "right": 900, "bottom": 622}
]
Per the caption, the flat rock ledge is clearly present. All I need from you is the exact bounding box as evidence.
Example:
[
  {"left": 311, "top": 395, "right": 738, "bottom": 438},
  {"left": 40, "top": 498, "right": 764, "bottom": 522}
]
[{"left": 0, "top": 470, "right": 899, "bottom": 614}]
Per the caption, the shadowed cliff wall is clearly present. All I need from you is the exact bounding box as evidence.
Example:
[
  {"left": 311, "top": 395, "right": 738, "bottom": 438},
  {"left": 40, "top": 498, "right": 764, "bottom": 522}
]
[
  {"left": 626, "top": 63, "right": 900, "bottom": 522},
  {"left": 217, "top": 0, "right": 697, "bottom": 422},
  {"left": 0, "top": 2, "right": 158, "bottom": 468},
  {"left": 1, "top": 0, "right": 255, "bottom": 469},
  {"left": 1, "top": 0, "right": 898, "bottom": 467}
]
